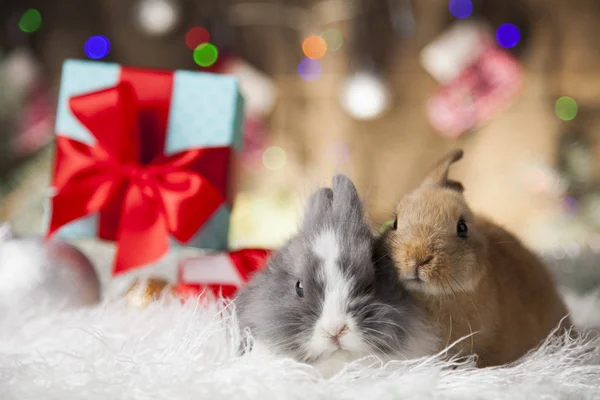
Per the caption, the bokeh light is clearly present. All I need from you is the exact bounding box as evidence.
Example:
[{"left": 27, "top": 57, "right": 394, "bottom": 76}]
[
  {"left": 449, "top": 0, "right": 473, "bottom": 19},
  {"left": 555, "top": 96, "right": 578, "bottom": 121},
  {"left": 193, "top": 43, "right": 218, "bottom": 67},
  {"left": 496, "top": 23, "right": 520, "bottom": 48},
  {"left": 137, "top": 0, "right": 179, "bottom": 36},
  {"left": 84, "top": 36, "right": 110, "bottom": 60},
  {"left": 339, "top": 72, "right": 391, "bottom": 120},
  {"left": 561, "top": 196, "right": 579, "bottom": 215},
  {"left": 18, "top": 9, "right": 42, "bottom": 33},
  {"left": 185, "top": 27, "right": 210, "bottom": 50},
  {"left": 320, "top": 29, "right": 343, "bottom": 52},
  {"left": 262, "top": 146, "right": 287, "bottom": 171},
  {"left": 298, "top": 58, "right": 322, "bottom": 81},
  {"left": 302, "top": 35, "right": 327, "bottom": 60}
]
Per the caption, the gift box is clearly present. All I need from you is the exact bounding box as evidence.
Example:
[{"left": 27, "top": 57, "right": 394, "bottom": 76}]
[
  {"left": 45, "top": 59, "right": 244, "bottom": 275},
  {"left": 420, "top": 21, "right": 523, "bottom": 138},
  {"left": 175, "top": 248, "right": 272, "bottom": 299}
]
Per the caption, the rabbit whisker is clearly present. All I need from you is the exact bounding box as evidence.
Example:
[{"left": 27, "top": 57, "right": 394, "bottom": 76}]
[
  {"left": 444, "top": 275, "right": 474, "bottom": 354},
  {"left": 448, "top": 272, "right": 484, "bottom": 328}
]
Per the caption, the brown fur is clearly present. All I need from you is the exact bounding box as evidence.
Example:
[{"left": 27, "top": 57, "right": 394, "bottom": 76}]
[{"left": 384, "top": 149, "right": 572, "bottom": 367}]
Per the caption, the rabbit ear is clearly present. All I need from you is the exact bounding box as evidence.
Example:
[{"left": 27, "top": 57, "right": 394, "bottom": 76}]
[
  {"left": 332, "top": 174, "right": 364, "bottom": 221},
  {"left": 303, "top": 187, "right": 334, "bottom": 230},
  {"left": 422, "top": 149, "right": 464, "bottom": 192}
]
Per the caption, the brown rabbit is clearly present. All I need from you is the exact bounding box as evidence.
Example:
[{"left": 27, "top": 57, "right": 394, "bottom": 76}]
[{"left": 381, "top": 149, "right": 572, "bottom": 367}]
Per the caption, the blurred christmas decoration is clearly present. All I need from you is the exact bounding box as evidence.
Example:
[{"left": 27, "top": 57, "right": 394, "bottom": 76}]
[
  {"left": 421, "top": 21, "right": 522, "bottom": 137},
  {"left": 0, "top": 223, "right": 100, "bottom": 317},
  {"left": 298, "top": 58, "right": 322, "bottom": 81},
  {"left": 449, "top": 0, "right": 533, "bottom": 59},
  {"left": 0, "top": 48, "right": 54, "bottom": 176},
  {"left": 134, "top": 0, "right": 181, "bottom": 36},
  {"left": 176, "top": 248, "right": 272, "bottom": 299},
  {"left": 124, "top": 276, "right": 176, "bottom": 308},
  {"left": 495, "top": 23, "right": 520, "bottom": 49},
  {"left": 302, "top": 35, "right": 328, "bottom": 60},
  {"left": 185, "top": 27, "right": 210, "bottom": 50},
  {"left": 555, "top": 96, "right": 578, "bottom": 121},
  {"left": 84, "top": 35, "right": 110, "bottom": 60},
  {"left": 449, "top": 0, "right": 473, "bottom": 19},
  {"left": 262, "top": 146, "right": 287, "bottom": 171},
  {"left": 526, "top": 104, "right": 600, "bottom": 294},
  {"left": 124, "top": 249, "right": 272, "bottom": 307},
  {"left": 340, "top": 71, "right": 391, "bottom": 121},
  {"left": 339, "top": 0, "right": 394, "bottom": 121},
  {"left": 389, "top": 0, "right": 416, "bottom": 37},
  {"left": 320, "top": 28, "right": 343, "bottom": 52},
  {"left": 542, "top": 246, "right": 600, "bottom": 295},
  {"left": 18, "top": 8, "right": 42, "bottom": 33},
  {"left": 193, "top": 42, "right": 219, "bottom": 67}
]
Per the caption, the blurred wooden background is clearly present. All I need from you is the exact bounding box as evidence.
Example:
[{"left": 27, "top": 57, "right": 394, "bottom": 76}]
[{"left": 1, "top": 0, "right": 600, "bottom": 250}]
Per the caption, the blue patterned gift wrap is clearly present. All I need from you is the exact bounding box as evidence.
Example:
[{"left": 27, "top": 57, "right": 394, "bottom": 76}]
[{"left": 44, "top": 59, "right": 245, "bottom": 252}]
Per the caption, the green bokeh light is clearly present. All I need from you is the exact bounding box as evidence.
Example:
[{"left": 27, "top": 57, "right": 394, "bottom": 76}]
[
  {"left": 193, "top": 43, "right": 218, "bottom": 67},
  {"left": 320, "top": 28, "right": 343, "bottom": 52},
  {"left": 555, "top": 96, "right": 578, "bottom": 121},
  {"left": 19, "top": 9, "right": 42, "bottom": 33}
]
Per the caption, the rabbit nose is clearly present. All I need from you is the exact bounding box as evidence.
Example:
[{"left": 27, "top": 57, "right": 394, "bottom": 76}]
[
  {"left": 325, "top": 324, "right": 349, "bottom": 344},
  {"left": 413, "top": 255, "right": 433, "bottom": 276}
]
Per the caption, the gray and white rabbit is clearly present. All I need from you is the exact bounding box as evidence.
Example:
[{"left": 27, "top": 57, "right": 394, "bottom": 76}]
[{"left": 235, "top": 175, "right": 438, "bottom": 376}]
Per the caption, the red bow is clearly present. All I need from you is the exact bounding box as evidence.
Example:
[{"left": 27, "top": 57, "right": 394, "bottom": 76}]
[{"left": 47, "top": 68, "right": 231, "bottom": 275}]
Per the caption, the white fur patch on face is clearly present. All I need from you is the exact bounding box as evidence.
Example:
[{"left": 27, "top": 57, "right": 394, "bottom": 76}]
[{"left": 306, "top": 230, "right": 366, "bottom": 362}]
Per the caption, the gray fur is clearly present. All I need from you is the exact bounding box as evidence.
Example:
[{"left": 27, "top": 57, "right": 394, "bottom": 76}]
[{"left": 235, "top": 174, "right": 427, "bottom": 364}]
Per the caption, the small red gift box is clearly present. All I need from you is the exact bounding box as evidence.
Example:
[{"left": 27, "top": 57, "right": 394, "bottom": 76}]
[{"left": 175, "top": 248, "right": 272, "bottom": 299}]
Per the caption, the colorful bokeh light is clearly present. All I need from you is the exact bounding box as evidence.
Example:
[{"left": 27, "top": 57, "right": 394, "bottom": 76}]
[
  {"left": 84, "top": 36, "right": 110, "bottom": 60},
  {"left": 320, "top": 29, "right": 343, "bottom": 52},
  {"left": 302, "top": 35, "right": 327, "bottom": 60},
  {"left": 496, "top": 23, "right": 520, "bottom": 49},
  {"left": 185, "top": 27, "right": 210, "bottom": 50},
  {"left": 555, "top": 96, "right": 578, "bottom": 121},
  {"left": 298, "top": 58, "right": 322, "bottom": 81},
  {"left": 193, "top": 43, "right": 218, "bottom": 67},
  {"left": 18, "top": 9, "right": 42, "bottom": 33},
  {"left": 561, "top": 196, "right": 579, "bottom": 215},
  {"left": 262, "top": 146, "right": 287, "bottom": 171},
  {"left": 449, "top": 0, "right": 473, "bottom": 19}
]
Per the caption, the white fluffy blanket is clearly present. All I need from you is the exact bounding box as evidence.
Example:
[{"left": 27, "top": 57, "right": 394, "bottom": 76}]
[{"left": 1, "top": 287, "right": 600, "bottom": 400}]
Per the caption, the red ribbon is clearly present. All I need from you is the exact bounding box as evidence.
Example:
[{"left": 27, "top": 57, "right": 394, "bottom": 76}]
[{"left": 47, "top": 67, "right": 231, "bottom": 275}]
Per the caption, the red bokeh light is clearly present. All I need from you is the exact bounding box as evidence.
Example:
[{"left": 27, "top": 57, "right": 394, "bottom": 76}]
[{"left": 185, "top": 27, "right": 210, "bottom": 50}]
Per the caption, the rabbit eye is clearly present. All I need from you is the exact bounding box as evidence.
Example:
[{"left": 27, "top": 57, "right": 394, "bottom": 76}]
[
  {"left": 392, "top": 218, "right": 398, "bottom": 230},
  {"left": 295, "top": 281, "right": 304, "bottom": 298},
  {"left": 457, "top": 219, "right": 468, "bottom": 239}
]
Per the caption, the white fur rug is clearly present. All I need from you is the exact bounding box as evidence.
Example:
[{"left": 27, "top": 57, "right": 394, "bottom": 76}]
[{"left": 1, "top": 288, "right": 600, "bottom": 400}]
